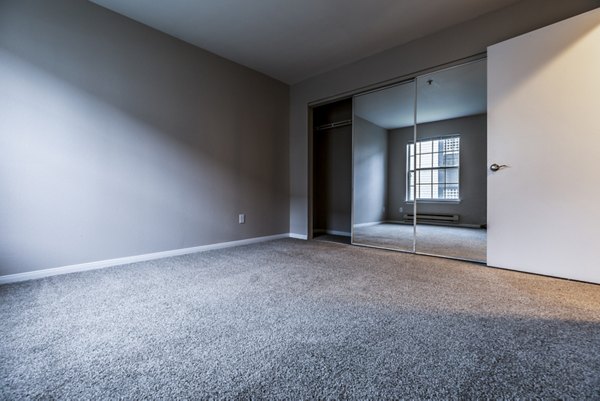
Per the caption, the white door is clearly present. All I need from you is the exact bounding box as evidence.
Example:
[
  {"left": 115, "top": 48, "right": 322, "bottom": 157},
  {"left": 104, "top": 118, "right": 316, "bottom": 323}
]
[{"left": 487, "top": 8, "right": 600, "bottom": 284}]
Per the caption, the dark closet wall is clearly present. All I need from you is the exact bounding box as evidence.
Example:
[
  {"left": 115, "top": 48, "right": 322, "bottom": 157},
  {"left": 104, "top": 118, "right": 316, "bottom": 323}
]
[{"left": 312, "top": 99, "right": 352, "bottom": 235}]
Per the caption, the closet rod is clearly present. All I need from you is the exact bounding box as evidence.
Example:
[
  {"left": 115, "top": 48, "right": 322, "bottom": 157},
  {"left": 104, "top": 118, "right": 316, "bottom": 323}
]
[{"left": 314, "top": 119, "right": 352, "bottom": 131}]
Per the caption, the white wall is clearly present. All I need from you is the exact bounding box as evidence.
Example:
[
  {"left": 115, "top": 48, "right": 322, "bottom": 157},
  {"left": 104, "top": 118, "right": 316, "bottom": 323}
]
[
  {"left": 487, "top": 8, "right": 600, "bottom": 283},
  {"left": 289, "top": 0, "right": 599, "bottom": 237},
  {"left": 0, "top": 0, "right": 289, "bottom": 276}
]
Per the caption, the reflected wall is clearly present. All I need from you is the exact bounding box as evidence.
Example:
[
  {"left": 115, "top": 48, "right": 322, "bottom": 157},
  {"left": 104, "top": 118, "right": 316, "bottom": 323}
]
[
  {"left": 351, "top": 60, "right": 487, "bottom": 262},
  {"left": 352, "top": 81, "right": 415, "bottom": 251}
]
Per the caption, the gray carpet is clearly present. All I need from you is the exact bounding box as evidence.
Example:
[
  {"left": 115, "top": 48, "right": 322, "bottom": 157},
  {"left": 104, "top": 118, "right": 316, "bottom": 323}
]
[
  {"left": 1, "top": 239, "right": 599, "bottom": 399},
  {"left": 354, "top": 223, "right": 486, "bottom": 261},
  {"left": 313, "top": 233, "right": 352, "bottom": 245}
]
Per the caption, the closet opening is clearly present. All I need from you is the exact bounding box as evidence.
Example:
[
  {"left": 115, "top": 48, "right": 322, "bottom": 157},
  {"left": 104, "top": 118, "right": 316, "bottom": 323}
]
[{"left": 310, "top": 98, "right": 353, "bottom": 244}]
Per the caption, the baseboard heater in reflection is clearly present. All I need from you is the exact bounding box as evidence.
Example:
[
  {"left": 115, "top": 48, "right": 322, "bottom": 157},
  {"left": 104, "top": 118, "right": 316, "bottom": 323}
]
[{"left": 403, "top": 213, "right": 459, "bottom": 223}]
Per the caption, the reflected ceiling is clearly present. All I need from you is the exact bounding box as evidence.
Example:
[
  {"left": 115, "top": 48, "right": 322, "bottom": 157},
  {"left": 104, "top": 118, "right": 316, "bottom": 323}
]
[{"left": 354, "top": 60, "right": 487, "bottom": 129}]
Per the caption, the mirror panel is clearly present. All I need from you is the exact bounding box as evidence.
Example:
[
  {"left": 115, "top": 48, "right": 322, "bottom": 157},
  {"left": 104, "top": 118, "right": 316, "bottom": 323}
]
[
  {"left": 414, "top": 59, "right": 487, "bottom": 262},
  {"left": 352, "top": 81, "right": 416, "bottom": 252}
]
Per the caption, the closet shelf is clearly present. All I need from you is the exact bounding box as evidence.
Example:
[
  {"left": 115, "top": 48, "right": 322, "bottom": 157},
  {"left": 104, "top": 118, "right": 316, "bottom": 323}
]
[{"left": 314, "top": 119, "right": 352, "bottom": 131}]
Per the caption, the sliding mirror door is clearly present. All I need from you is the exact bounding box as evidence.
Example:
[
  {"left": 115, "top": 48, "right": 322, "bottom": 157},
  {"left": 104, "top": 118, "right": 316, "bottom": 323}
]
[
  {"left": 414, "top": 60, "right": 487, "bottom": 262},
  {"left": 352, "top": 81, "right": 416, "bottom": 251}
]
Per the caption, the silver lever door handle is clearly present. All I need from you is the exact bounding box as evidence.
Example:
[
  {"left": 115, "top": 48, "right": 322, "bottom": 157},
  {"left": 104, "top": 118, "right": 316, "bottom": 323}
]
[{"left": 490, "top": 163, "right": 508, "bottom": 172}]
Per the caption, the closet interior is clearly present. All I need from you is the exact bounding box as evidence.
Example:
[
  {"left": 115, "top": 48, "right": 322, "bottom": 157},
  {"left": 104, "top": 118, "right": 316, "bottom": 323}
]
[{"left": 311, "top": 98, "right": 352, "bottom": 243}]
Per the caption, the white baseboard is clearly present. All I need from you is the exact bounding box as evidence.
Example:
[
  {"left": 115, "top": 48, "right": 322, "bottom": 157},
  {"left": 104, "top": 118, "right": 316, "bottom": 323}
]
[
  {"left": 0, "top": 233, "right": 293, "bottom": 285},
  {"left": 385, "top": 220, "right": 483, "bottom": 228},
  {"left": 353, "top": 221, "right": 383, "bottom": 228},
  {"left": 289, "top": 233, "right": 308, "bottom": 240}
]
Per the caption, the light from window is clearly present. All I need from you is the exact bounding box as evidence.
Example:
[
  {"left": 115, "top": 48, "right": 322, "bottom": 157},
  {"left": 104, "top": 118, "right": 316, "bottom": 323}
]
[{"left": 407, "top": 136, "right": 460, "bottom": 201}]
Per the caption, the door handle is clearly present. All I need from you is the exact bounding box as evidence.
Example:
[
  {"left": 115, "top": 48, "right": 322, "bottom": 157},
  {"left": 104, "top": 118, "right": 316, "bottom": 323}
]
[{"left": 490, "top": 163, "right": 508, "bottom": 172}]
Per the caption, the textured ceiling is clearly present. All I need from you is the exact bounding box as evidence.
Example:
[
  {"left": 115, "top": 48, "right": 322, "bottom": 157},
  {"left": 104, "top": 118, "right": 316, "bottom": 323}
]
[{"left": 89, "top": 0, "right": 519, "bottom": 84}]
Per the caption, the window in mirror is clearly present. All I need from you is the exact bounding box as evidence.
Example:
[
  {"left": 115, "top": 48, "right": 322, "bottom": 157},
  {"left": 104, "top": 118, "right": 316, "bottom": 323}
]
[{"left": 407, "top": 135, "right": 460, "bottom": 201}]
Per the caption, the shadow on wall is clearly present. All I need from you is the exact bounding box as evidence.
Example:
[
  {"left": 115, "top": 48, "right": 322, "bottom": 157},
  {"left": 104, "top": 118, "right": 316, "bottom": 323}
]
[{"left": 0, "top": 0, "right": 289, "bottom": 275}]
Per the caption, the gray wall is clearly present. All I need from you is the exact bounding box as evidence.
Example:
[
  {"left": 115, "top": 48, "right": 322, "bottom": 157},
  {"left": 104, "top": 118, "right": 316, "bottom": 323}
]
[
  {"left": 0, "top": 0, "right": 289, "bottom": 275},
  {"left": 387, "top": 114, "right": 487, "bottom": 226},
  {"left": 353, "top": 117, "right": 388, "bottom": 225},
  {"left": 289, "top": 0, "right": 600, "bottom": 236}
]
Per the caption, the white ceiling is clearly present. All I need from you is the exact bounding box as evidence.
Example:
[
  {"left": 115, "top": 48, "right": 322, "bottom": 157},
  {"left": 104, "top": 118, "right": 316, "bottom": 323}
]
[
  {"left": 89, "top": 0, "right": 519, "bottom": 84},
  {"left": 354, "top": 59, "right": 486, "bottom": 129}
]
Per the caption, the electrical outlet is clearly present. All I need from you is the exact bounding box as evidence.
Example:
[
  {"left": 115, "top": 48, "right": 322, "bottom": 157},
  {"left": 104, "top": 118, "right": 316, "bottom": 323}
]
[
  {"left": 399, "top": 207, "right": 403, "bottom": 213},
  {"left": 238, "top": 213, "right": 245, "bottom": 224}
]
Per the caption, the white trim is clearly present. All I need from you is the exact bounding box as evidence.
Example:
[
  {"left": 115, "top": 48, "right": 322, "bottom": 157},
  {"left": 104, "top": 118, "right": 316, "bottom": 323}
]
[
  {"left": 385, "top": 220, "right": 415, "bottom": 225},
  {"left": 353, "top": 221, "right": 383, "bottom": 228},
  {"left": 0, "top": 233, "right": 292, "bottom": 285},
  {"left": 385, "top": 220, "right": 482, "bottom": 229},
  {"left": 289, "top": 233, "right": 308, "bottom": 240}
]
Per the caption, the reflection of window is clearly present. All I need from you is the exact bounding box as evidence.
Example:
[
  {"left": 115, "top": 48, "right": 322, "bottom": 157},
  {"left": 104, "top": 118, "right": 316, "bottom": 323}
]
[{"left": 407, "top": 136, "right": 460, "bottom": 201}]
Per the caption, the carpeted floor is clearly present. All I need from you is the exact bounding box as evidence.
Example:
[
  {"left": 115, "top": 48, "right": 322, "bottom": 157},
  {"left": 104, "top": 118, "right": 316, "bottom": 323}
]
[
  {"left": 1, "top": 239, "right": 599, "bottom": 399},
  {"left": 313, "top": 233, "right": 352, "bottom": 245},
  {"left": 353, "top": 223, "right": 486, "bottom": 261}
]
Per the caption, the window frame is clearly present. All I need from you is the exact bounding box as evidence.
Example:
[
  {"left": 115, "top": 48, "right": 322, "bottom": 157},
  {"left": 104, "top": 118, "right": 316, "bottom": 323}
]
[{"left": 406, "top": 134, "right": 461, "bottom": 203}]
